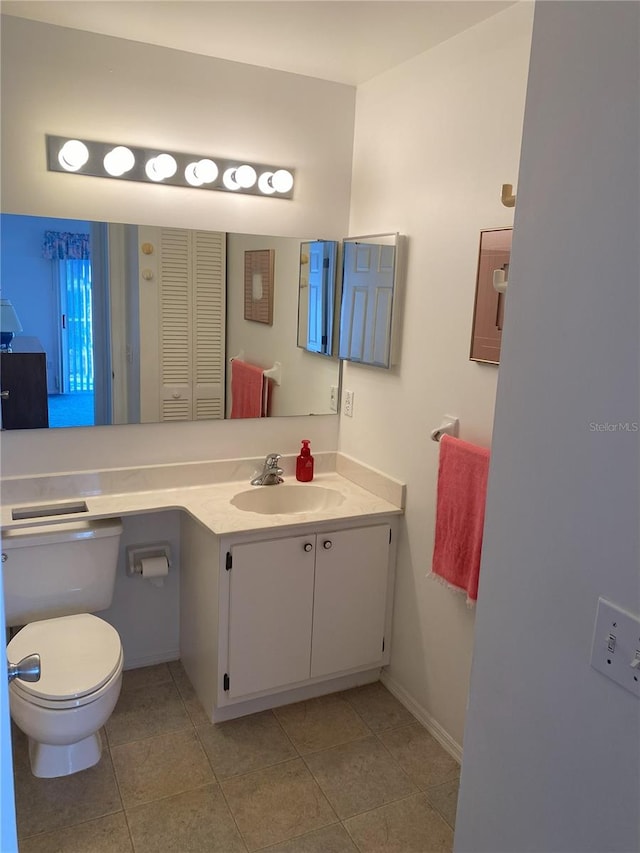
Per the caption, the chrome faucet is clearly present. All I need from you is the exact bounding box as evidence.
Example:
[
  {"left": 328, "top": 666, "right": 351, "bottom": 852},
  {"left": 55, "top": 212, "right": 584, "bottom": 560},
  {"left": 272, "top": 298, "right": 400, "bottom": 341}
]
[{"left": 251, "top": 453, "right": 284, "bottom": 486}]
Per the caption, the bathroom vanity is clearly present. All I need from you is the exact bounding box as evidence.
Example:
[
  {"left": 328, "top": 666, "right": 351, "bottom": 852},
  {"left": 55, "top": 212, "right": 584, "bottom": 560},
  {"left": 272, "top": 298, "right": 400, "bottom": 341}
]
[
  {"left": 1, "top": 454, "right": 405, "bottom": 723},
  {"left": 181, "top": 514, "right": 398, "bottom": 721}
]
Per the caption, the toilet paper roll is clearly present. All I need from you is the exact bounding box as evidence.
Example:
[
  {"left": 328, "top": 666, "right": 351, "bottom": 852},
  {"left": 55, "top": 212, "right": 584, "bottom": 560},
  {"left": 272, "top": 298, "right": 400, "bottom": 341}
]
[{"left": 138, "top": 555, "right": 169, "bottom": 579}]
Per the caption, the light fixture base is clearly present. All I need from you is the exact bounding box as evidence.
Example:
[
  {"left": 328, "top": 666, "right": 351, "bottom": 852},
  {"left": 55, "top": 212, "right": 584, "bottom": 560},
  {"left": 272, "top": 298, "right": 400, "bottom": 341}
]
[{"left": 46, "top": 135, "right": 295, "bottom": 199}]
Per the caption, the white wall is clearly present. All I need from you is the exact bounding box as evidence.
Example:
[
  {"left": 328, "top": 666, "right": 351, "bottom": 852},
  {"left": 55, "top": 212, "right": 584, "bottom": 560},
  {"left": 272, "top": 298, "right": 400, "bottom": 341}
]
[
  {"left": 100, "top": 511, "right": 182, "bottom": 669},
  {"left": 455, "top": 3, "right": 639, "bottom": 851},
  {"left": 0, "top": 16, "right": 352, "bottom": 475},
  {"left": 341, "top": 3, "right": 534, "bottom": 748}
]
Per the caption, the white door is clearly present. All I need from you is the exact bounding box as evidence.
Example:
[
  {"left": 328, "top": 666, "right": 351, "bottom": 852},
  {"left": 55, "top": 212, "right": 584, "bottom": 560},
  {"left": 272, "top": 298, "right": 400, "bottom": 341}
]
[
  {"left": 339, "top": 241, "right": 396, "bottom": 367},
  {"left": 306, "top": 241, "right": 324, "bottom": 353},
  {"left": 1, "top": 570, "right": 18, "bottom": 853},
  {"left": 227, "top": 536, "right": 315, "bottom": 698},
  {"left": 311, "top": 524, "right": 390, "bottom": 679},
  {"left": 137, "top": 227, "right": 226, "bottom": 422}
]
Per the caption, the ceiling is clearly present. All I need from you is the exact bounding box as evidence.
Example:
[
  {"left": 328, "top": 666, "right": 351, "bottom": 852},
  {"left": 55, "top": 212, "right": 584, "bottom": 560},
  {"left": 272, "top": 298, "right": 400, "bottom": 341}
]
[{"left": 0, "top": 0, "right": 515, "bottom": 85}]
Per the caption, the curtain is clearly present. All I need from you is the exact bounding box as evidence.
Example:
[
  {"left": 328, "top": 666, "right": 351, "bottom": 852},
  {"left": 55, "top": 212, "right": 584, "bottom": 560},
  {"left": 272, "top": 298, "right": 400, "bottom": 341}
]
[{"left": 43, "top": 231, "right": 90, "bottom": 260}]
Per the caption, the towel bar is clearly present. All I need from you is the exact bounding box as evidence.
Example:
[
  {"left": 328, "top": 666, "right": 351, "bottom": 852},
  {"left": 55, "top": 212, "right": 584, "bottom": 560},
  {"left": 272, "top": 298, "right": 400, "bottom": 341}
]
[
  {"left": 229, "top": 352, "right": 281, "bottom": 386},
  {"left": 431, "top": 416, "right": 459, "bottom": 442}
]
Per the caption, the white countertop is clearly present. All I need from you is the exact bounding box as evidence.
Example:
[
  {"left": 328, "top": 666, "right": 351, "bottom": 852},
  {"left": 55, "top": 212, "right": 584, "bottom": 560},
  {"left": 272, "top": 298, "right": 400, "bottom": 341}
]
[{"left": 0, "top": 455, "right": 405, "bottom": 537}]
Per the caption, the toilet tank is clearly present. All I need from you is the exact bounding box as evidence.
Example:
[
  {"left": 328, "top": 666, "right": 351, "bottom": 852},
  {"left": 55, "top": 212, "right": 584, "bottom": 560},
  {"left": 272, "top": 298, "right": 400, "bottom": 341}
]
[{"left": 1, "top": 518, "right": 123, "bottom": 627}]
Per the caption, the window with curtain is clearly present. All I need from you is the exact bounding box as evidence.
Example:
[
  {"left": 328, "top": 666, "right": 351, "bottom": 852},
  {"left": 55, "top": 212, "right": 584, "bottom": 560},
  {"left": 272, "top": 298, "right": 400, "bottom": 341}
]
[
  {"left": 43, "top": 231, "right": 94, "bottom": 394},
  {"left": 58, "top": 259, "right": 94, "bottom": 393}
]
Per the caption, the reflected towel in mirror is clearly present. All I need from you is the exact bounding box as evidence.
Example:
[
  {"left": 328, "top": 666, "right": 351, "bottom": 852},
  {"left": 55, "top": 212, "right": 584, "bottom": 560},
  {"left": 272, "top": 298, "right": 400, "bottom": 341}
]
[{"left": 230, "top": 359, "right": 270, "bottom": 418}]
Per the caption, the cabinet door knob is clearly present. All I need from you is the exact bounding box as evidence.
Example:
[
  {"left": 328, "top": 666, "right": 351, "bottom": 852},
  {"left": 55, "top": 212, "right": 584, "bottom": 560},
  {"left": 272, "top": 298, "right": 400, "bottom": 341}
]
[
  {"left": 303, "top": 542, "right": 313, "bottom": 552},
  {"left": 322, "top": 540, "right": 332, "bottom": 550}
]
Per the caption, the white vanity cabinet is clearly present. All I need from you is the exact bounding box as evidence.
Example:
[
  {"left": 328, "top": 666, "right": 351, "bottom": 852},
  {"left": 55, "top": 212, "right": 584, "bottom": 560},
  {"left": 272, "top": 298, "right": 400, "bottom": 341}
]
[
  {"left": 180, "top": 514, "right": 397, "bottom": 722},
  {"left": 224, "top": 522, "right": 392, "bottom": 701}
]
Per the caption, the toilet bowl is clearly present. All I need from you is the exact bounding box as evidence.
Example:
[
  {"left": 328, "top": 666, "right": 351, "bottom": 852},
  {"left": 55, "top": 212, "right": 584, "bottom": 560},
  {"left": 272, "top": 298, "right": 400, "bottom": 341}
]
[
  {"left": 7, "top": 613, "right": 123, "bottom": 778},
  {"left": 2, "top": 517, "right": 125, "bottom": 777}
]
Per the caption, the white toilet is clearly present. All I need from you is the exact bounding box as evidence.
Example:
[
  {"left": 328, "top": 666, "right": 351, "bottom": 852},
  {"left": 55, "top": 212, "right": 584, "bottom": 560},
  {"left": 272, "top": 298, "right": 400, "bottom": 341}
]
[{"left": 3, "top": 517, "right": 124, "bottom": 778}]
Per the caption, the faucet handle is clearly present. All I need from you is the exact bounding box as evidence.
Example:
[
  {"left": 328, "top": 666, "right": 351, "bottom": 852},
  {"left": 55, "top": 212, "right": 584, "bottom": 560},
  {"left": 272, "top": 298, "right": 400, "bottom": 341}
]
[{"left": 265, "top": 453, "right": 281, "bottom": 467}]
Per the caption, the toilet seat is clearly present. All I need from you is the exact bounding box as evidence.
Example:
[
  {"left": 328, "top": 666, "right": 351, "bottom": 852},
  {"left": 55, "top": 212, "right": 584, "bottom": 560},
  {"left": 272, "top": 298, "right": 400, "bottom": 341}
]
[{"left": 7, "top": 614, "right": 122, "bottom": 709}]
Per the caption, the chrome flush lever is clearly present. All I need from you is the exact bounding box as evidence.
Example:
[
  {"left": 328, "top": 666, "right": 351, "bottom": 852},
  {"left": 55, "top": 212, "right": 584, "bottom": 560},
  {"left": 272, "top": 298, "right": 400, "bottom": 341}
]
[{"left": 8, "top": 653, "right": 41, "bottom": 684}]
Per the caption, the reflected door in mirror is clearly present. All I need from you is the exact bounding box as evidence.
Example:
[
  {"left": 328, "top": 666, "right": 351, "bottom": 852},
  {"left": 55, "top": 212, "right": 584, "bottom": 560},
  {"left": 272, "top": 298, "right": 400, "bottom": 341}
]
[
  {"left": 297, "top": 241, "right": 338, "bottom": 356},
  {"left": 339, "top": 238, "right": 396, "bottom": 368}
]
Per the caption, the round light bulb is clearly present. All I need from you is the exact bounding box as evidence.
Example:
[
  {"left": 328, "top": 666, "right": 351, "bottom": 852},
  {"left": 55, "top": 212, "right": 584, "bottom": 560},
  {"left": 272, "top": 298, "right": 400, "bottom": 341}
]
[
  {"left": 234, "top": 164, "right": 257, "bottom": 188},
  {"left": 185, "top": 158, "right": 219, "bottom": 186},
  {"left": 258, "top": 172, "right": 277, "bottom": 195},
  {"left": 195, "top": 158, "right": 218, "bottom": 184},
  {"left": 270, "top": 169, "right": 294, "bottom": 193},
  {"left": 222, "top": 167, "right": 242, "bottom": 191},
  {"left": 58, "top": 139, "right": 89, "bottom": 172},
  {"left": 185, "top": 162, "right": 204, "bottom": 186},
  {"left": 154, "top": 153, "right": 177, "bottom": 178},
  {"left": 103, "top": 146, "right": 135, "bottom": 177},
  {"left": 145, "top": 153, "right": 178, "bottom": 182}
]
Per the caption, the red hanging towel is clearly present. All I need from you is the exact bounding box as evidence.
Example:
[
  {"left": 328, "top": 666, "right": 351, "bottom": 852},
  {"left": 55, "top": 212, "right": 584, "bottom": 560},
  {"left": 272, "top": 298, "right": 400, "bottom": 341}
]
[
  {"left": 430, "top": 435, "right": 490, "bottom": 604},
  {"left": 230, "top": 359, "right": 265, "bottom": 419}
]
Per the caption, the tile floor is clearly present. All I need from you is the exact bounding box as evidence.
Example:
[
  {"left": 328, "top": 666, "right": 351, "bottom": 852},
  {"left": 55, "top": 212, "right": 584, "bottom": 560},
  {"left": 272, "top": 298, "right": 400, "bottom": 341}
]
[{"left": 12, "top": 662, "right": 460, "bottom": 852}]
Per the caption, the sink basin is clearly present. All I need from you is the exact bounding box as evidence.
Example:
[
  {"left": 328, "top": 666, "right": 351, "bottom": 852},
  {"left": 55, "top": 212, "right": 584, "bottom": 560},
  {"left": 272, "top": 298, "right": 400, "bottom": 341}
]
[{"left": 231, "top": 484, "right": 345, "bottom": 515}]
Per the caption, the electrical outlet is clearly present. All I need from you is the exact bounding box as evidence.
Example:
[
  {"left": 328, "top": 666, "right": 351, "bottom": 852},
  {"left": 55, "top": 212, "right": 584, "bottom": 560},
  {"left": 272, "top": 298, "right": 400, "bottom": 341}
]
[
  {"left": 329, "top": 385, "right": 338, "bottom": 413},
  {"left": 591, "top": 597, "right": 640, "bottom": 698},
  {"left": 344, "top": 389, "right": 354, "bottom": 417}
]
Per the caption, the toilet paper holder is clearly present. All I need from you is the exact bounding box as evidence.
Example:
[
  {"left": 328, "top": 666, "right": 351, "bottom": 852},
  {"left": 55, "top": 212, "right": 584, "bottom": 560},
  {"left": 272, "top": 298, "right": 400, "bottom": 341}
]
[{"left": 126, "top": 542, "right": 172, "bottom": 576}]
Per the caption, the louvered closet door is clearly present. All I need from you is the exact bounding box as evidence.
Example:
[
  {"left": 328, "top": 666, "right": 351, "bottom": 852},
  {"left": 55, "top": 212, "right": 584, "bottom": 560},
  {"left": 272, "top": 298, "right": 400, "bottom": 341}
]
[
  {"left": 158, "top": 228, "right": 226, "bottom": 421},
  {"left": 160, "top": 229, "right": 191, "bottom": 420},
  {"left": 192, "top": 231, "right": 225, "bottom": 420}
]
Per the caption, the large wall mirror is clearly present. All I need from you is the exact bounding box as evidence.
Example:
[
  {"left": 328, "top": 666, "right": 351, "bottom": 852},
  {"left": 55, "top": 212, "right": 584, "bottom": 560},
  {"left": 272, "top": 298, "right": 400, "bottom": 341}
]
[{"left": 0, "top": 214, "right": 341, "bottom": 430}]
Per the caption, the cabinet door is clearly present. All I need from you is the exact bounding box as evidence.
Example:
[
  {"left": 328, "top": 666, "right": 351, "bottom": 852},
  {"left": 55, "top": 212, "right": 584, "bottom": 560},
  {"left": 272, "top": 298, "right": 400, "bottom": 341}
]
[
  {"left": 311, "top": 524, "right": 390, "bottom": 678},
  {"left": 227, "top": 535, "right": 315, "bottom": 698}
]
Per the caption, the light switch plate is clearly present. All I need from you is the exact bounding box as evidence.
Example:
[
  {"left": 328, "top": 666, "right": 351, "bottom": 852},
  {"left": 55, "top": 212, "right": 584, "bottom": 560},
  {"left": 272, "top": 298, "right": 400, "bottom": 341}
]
[
  {"left": 591, "top": 597, "right": 640, "bottom": 698},
  {"left": 344, "top": 390, "right": 354, "bottom": 418}
]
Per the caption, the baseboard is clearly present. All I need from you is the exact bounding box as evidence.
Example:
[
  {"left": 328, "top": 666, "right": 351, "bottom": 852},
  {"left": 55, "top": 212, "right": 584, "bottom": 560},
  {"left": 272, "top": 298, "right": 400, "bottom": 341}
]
[
  {"left": 123, "top": 649, "right": 180, "bottom": 670},
  {"left": 212, "top": 668, "right": 381, "bottom": 723},
  {"left": 380, "top": 671, "right": 463, "bottom": 764}
]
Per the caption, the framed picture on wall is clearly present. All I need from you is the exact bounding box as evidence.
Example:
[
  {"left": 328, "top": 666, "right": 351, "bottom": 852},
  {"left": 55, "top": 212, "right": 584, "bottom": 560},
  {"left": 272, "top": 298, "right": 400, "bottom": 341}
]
[
  {"left": 469, "top": 227, "right": 512, "bottom": 364},
  {"left": 244, "top": 249, "right": 274, "bottom": 325}
]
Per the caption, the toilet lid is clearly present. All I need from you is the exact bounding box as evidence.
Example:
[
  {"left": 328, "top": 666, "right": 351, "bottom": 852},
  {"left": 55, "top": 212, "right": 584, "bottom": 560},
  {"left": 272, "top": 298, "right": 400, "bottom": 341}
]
[{"left": 7, "top": 614, "right": 122, "bottom": 702}]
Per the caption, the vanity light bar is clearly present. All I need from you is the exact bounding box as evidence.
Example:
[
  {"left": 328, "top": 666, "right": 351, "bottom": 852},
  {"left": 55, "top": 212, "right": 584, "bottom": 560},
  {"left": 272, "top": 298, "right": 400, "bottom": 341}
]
[{"left": 45, "top": 135, "right": 295, "bottom": 199}]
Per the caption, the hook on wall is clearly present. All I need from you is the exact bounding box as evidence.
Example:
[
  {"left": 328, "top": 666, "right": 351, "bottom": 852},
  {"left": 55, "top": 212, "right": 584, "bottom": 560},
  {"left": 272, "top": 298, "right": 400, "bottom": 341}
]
[{"left": 501, "top": 183, "right": 516, "bottom": 208}]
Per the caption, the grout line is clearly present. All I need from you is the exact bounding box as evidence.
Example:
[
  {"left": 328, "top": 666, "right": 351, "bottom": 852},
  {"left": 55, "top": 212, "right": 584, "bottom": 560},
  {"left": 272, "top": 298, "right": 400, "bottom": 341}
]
[
  {"left": 107, "top": 719, "right": 196, "bottom": 752},
  {"left": 215, "top": 773, "right": 252, "bottom": 853},
  {"left": 119, "top": 801, "right": 136, "bottom": 852},
  {"left": 341, "top": 817, "right": 366, "bottom": 852},
  {"left": 422, "top": 778, "right": 459, "bottom": 831},
  {"left": 252, "top": 818, "right": 342, "bottom": 852},
  {"left": 17, "top": 810, "right": 130, "bottom": 844},
  {"left": 270, "top": 705, "right": 303, "bottom": 757},
  {"left": 341, "top": 789, "right": 430, "bottom": 823}
]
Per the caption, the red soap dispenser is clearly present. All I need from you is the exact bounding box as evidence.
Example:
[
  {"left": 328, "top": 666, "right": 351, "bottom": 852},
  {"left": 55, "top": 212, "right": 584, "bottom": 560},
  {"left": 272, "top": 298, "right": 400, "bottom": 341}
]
[{"left": 296, "top": 440, "right": 314, "bottom": 482}]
